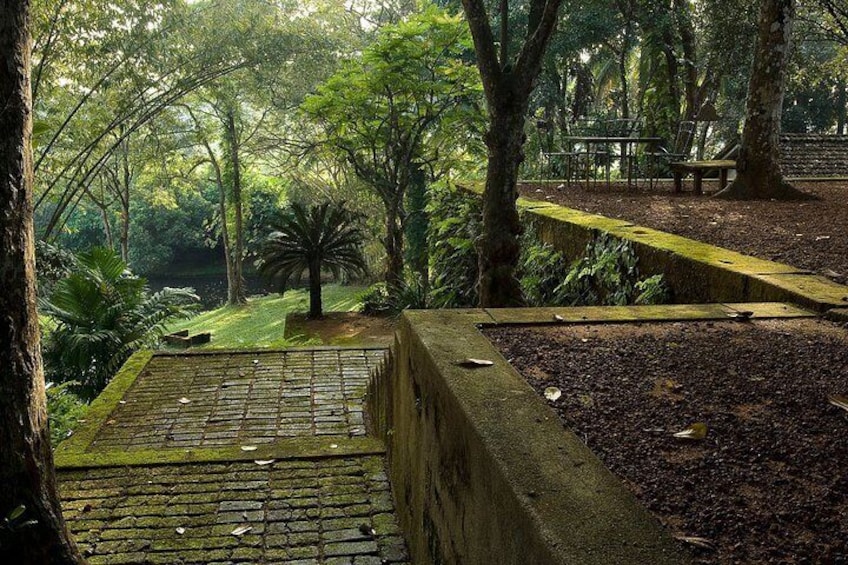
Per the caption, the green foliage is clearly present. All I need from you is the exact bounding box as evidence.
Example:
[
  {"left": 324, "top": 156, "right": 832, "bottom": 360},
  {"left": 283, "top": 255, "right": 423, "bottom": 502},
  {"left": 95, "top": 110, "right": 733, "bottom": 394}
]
[
  {"left": 427, "top": 185, "right": 481, "bottom": 308},
  {"left": 46, "top": 382, "right": 89, "bottom": 446},
  {"left": 518, "top": 228, "right": 571, "bottom": 307},
  {"left": 35, "top": 240, "right": 77, "bottom": 298},
  {"left": 129, "top": 186, "right": 217, "bottom": 274},
  {"left": 359, "top": 283, "right": 393, "bottom": 316},
  {"left": 359, "top": 275, "right": 430, "bottom": 316},
  {"left": 554, "top": 234, "right": 670, "bottom": 306},
  {"left": 40, "top": 248, "right": 199, "bottom": 399},
  {"left": 257, "top": 202, "right": 368, "bottom": 318},
  {"left": 302, "top": 6, "right": 484, "bottom": 285}
]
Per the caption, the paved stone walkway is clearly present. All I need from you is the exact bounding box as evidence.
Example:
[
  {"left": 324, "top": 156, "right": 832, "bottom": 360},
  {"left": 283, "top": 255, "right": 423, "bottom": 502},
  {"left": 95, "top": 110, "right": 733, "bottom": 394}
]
[{"left": 56, "top": 348, "right": 409, "bottom": 564}]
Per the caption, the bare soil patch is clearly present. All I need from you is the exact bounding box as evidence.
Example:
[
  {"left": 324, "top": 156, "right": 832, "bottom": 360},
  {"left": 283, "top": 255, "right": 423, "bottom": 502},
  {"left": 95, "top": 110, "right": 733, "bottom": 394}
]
[
  {"left": 285, "top": 311, "right": 396, "bottom": 346},
  {"left": 519, "top": 180, "right": 848, "bottom": 284},
  {"left": 486, "top": 319, "right": 848, "bottom": 563}
]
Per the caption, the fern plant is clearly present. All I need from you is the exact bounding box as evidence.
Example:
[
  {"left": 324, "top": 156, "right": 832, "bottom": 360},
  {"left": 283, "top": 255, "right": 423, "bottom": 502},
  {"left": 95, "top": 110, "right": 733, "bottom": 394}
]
[{"left": 41, "top": 248, "right": 198, "bottom": 399}]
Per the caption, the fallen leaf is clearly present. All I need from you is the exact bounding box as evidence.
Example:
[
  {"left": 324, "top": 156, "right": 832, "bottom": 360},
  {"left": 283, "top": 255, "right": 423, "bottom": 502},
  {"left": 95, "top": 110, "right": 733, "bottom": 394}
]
[
  {"left": 553, "top": 314, "right": 565, "bottom": 322},
  {"left": 231, "top": 525, "right": 252, "bottom": 536},
  {"left": 359, "top": 523, "right": 377, "bottom": 537},
  {"left": 8, "top": 505, "right": 26, "bottom": 521},
  {"left": 240, "top": 445, "right": 258, "bottom": 452},
  {"left": 544, "top": 387, "right": 562, "bottom": 401},
  {"left": 674, "top": 535, "right": 715, "bottom": 550},
  {"left": 727, "top": 311, "right": 753, "bottom": 321},
  {"left": 828, "top": 394, "right": 848, "bottom": 413},
  {"left": 175, "top": 527, "right": 186, "bottom": 535},
  {"left": 178, "top": 397, "right": 191, "bottom": 404},
  {"left": 254, "top": 459, "right": 275, "bottom": 466},
  {"left": 673, "top": 422, "right": 708, "bottom": 440},
  {"left": 456, "top": 358, "right": 494, "bottom": 368}
]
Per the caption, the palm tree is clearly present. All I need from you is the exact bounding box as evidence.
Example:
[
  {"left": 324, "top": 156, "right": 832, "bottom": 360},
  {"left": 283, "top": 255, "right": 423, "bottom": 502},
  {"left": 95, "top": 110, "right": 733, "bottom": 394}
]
[
  {"left": 258, "top": 201, "right": 368, "bottom": 319},
  {"left": 41, "top": 248, "right": 198, "bottom": 399}
]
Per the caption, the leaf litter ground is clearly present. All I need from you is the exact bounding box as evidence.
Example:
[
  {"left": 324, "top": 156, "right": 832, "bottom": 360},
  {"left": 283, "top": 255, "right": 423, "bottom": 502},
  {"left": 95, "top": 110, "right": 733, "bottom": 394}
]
[
  {"left": 486, "top": 318, "right": 848, "bottom": 563},
  {"left": 520, "top": 180, "right": 848, "bottom": 285}
]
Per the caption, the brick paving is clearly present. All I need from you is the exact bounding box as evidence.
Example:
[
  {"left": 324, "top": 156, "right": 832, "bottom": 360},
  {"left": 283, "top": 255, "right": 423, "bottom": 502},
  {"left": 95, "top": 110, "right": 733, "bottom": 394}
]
[
  {"left": 58, "top": 348, "right": 409, "bottom": 564},
  {"left": 88, "top": 350, "right": 383, "bottom": 451}
]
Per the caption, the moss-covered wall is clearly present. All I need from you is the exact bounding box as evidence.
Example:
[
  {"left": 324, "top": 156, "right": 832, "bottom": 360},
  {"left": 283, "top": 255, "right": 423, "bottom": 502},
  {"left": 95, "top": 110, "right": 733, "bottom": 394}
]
[
  {"left": 461, "top": 184, "right": 848, "bottom": 313},
  {"left": 378, "top": 308, "right": 739, "bottom": 565}
]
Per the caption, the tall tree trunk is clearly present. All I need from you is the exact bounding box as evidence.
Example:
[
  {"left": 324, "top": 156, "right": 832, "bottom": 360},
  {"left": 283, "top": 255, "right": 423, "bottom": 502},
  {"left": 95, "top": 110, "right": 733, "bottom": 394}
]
[
  {"left": 384, "top": 205, "right": 404, "bottom": 289},
  {"left": 717, "top": 0, "right": 810, "bottom": 200},
  {"left": 479, "top": 97, "right": 526, "bottom": 307},
  {"left": 0, "top": 0, "right": 84, "bottom": 561},
  {"left": 119, "top": 141, "right": 131, "bottom": 263},
  {"left": 223, "top": 110, "right": 246, "bottom": 305},
  {"left": 462, "top": 0, "right": 564, "bottom": 307},
  {"left": 200, "top": 140, "right": 235, "bottom": 303},
  {"left": 404, "top": 166, "right": 429, "bottom": 292},
  {"left": 307, "top": 260, "right": 322, "bottom": 319}
]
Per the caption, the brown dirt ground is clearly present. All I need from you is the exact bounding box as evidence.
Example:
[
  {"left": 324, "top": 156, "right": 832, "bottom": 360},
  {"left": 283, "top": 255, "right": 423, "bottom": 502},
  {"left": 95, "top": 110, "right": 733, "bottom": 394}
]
[
  {"left": 486, "top": 319, "right": 848, "bottom": 564},
  {"left": 284, "top": 311, "right": 396, "bottom": 347},
  {"left": 519, "top": 180, "right": 848, "bottom": 285}
]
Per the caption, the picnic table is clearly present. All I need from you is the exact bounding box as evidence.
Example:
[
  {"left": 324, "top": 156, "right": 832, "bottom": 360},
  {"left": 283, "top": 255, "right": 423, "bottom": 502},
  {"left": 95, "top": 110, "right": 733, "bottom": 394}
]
[
  {"left": 670, "top": 159, "right": 736, "bottom": 195},
  {"left": 558, "top": 136, "right": 663, "bottom": 189}
]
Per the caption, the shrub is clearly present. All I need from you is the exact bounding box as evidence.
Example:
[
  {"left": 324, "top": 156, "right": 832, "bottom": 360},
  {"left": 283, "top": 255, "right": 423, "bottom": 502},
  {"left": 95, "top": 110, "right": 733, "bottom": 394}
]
[
  {"left": 40, "top": 248, "right": 198, "bottom": 399},
  {"left": 46, "top": 382, "right": 88, "bottom": 446},
  {"left": 427, "top": 186, "right": 481, "bottom": 308}
]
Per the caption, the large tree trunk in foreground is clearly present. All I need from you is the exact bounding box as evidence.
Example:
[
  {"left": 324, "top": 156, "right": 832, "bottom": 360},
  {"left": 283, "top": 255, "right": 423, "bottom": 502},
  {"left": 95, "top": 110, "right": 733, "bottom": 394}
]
[
  {"left": 716, "top": 0, "right": 811, "bottom": 200},
  {"left": 462, "top": 0, "right": 564, "bottom": 307},
  {"left": 0, "top": 0, "right": 84, "bottom": 561}
]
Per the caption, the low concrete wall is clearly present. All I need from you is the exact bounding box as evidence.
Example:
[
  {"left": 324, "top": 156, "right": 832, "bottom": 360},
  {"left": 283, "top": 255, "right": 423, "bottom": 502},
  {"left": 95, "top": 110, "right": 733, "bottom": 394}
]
[
  {"left": 376, "top": 304, "right": 813, "bottom": 565},
  {"left": 462, "top": 185, "right": 848, "bottom": 313}
]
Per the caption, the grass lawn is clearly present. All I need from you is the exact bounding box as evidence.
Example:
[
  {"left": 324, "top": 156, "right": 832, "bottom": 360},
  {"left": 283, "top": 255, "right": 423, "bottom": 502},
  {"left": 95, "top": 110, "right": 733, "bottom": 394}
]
[{"left": 165, "top": 285, "right": 367, "bottom": 349}]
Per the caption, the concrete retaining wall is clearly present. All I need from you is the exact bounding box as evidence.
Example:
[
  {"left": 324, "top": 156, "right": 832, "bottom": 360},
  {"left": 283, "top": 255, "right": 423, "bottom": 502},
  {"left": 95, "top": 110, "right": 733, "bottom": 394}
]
[{"left": 463, "top": 186, "right": 848, "bottom": 313}]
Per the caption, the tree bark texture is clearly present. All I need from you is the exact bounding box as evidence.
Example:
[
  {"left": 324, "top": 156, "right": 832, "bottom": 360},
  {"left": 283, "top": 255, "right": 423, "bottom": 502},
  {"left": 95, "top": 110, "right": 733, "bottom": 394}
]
[
  {"left": 308, "top": 261, "right": 323, "bottom": 319},
  {"left": 479, "top": 96, "right": 526, "bottom": 307},
  {"left": 0, "top": 0, "right": 84, "bottom": 561},
  {"left": 224, "top": 110, "right": 247, "bottom": 305},
  {"left": 384, "top": 208, "right": 405, "bottom": 290},
  {"left": 717, "top": 0, "right": 810, "bottom": 200},
  {"left": 462, "top": 0, "right": 564, "bottom": 307}
]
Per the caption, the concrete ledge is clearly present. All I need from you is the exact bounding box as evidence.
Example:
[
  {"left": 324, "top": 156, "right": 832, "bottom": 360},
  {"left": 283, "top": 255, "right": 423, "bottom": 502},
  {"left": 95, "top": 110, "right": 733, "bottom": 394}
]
[
  {"left": 380, "top": 304, "right": 814, "bottom": 565},
  {"left": 461, "top": 184, "right": 848, "bottom": 311}
]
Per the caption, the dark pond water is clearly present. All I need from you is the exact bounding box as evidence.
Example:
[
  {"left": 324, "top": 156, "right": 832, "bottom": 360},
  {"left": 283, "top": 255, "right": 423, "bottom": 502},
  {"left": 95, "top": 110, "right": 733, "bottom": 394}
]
[{"left": 147, "top": 274, "right": 277, "bottom": 310}]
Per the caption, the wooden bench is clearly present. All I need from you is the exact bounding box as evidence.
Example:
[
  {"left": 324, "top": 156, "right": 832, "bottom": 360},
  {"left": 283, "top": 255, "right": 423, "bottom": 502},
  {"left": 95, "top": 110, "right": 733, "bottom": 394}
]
[{"left": 669, "top": 160, "right": 736, "bottom": 195}]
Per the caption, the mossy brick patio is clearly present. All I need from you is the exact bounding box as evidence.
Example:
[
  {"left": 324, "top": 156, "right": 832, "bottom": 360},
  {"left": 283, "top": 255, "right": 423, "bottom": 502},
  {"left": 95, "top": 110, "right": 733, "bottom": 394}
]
[{"left": 55, "top": 347, "right": 410, "bottom": 565}]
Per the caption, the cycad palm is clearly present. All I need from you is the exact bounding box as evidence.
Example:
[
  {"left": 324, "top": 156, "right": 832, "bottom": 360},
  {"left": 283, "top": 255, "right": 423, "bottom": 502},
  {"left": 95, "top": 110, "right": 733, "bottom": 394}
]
[{"left": 258, "top": 202, "right": 368, "bottom": 319}]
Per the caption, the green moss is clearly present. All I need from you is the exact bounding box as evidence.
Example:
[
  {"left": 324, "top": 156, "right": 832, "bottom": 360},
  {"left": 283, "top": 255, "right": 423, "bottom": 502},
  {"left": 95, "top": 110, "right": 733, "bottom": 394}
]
[
  {"left": 55, "top": 437, "right": 386, "bottom": 470},
  {"left": 54, "top": 350, "right": 153, "bottom": 459}
]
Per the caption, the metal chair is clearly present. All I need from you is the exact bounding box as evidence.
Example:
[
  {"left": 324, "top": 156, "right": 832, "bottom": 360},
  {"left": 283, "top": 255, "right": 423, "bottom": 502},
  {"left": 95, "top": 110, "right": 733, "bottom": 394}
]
[{"left": 645, "top": 120, "right": 696, "bottom": 189}]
